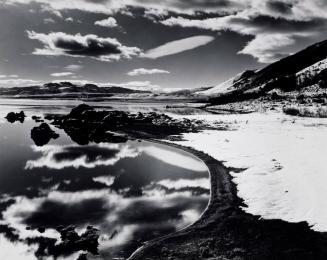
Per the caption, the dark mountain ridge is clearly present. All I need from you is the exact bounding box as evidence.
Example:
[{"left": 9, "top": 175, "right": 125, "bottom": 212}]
[{"left": 0, "top": 82, "right": 151, "bottom": 97}]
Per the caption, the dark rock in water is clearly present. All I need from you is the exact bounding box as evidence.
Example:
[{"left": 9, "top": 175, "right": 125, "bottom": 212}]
[
  {"left": 5, "top": 111, "right": 26, "bottom": 123},
  {"left": 31, "top": 123, "right": 59, "bottom": 146},
  {"left": 0, "top": 224, "right": 20, "bottom": 242},
  {"left": 77, "top": 253, "right": 88, "bottom": 260},
  {"left": 46, "top": 105, "right": 210, "bottom": 145},
  {"left": 68, "top": 104, "right": 94, "bottom": 118},
  {"left": 37, "top": 227, "right": 46, "bottom": 233},
  {"left": 32, "top": 115, "right": 44, "bottom": 123}
]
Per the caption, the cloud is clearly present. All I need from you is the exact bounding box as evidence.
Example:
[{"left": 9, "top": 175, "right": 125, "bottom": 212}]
[
  {"left": 160, "top": 5, "right": 327, "bottom": 63},
  {"left": 27, "top": 31, "right": 142, "bottom": 62},
  {"left": 127, "top": 68, "right": 170, "bottom": 76},
  {"left": 43, "top": 17, "right": 55, "bottom": 24},
  {"left": 157, "top": 178, "right": 209, "bottom": 190},
  {"left": 64, "top": 64, "right": 83, "bottom": 71},
  {"left": 5, "top": 0, "right": 244, "bottom": 15},
  {"left": 50, "top": 72, "right": 74, "bottom": 77},
  {"left": 65, "top": 17, "right": 74, "bottom": 22},
  {"left": 142, "top": 35, "right": 215, "bottom": 59},
  {"left": 95, "top": 17, "right": 118, "bottom": 28},
  {"left": 0, "top": 75, "right": 19, "bottom": 78},
  {"left": 25, "top": 144, "right": 139, "bottom": 170},
  {"left": 0, "top": 78, "right": 40, "bottom": 87},
  {"left": 238, "top": 33, "right": 296, "bottom": 63},
  {"left": 6, "top": 0, "right": 327, "bottom": 63},
  {"left": 39, "top": 3, "right": 63, "bottom": 18},
  {"left": 139, "top": 146, "right": 208, "bottom": 172}
]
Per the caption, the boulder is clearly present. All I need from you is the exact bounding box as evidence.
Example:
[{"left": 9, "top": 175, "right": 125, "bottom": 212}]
[
  {"left": 68, "top": 104, "right": 94, "bottom": 118},
  {"left": 31, "top": 123, "right": 59, "bottom": 146}
]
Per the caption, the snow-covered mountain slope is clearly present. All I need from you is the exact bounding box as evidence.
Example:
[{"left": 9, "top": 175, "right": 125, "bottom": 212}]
[
  {"left": 201, "top": 39, "right": 327, "bottom": 104},
  {"left": 197, "top": 75, "right": 239, "bottom": 96},
  {"left": 197, "top": 70, "right": 256, "bottom": 96},
  {"left": 296, "top": 58, "right": 327, "bottom": 86}
]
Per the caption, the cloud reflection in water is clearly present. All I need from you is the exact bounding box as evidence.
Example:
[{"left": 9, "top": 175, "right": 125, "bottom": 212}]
[{"left": 2, "top": 141, "right": 209, "bottom": 259}]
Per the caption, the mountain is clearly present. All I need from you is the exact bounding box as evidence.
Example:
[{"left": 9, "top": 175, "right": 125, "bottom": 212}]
[
  {"left": 198, "top": 39, "right": 327, "bottom": 105},
  {"left": 0, "top": 82, "right": 151, "bottom": 97}
]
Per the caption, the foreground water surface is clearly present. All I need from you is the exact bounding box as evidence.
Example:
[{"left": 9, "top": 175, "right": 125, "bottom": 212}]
[{"left": 0, "top": 100, "right": 210, "bottom": 260}]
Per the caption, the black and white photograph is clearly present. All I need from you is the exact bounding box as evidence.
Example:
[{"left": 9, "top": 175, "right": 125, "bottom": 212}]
[{"left": 0, "top": 0, "right": 327, "bottom": 259}]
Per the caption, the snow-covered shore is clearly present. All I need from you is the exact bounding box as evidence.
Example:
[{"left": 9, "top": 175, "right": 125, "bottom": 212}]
[{"left": 171, "top": 112, "right": 327, "bottom": 232}]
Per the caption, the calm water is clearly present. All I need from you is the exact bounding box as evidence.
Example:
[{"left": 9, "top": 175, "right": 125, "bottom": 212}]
[{"left": 0, "top": 101, "right": 210, "bottom": 260}]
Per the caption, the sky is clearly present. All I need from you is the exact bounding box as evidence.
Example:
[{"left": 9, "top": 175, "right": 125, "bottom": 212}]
[{"left": 0, "top": 0, "right": 326, "bottom": 90}]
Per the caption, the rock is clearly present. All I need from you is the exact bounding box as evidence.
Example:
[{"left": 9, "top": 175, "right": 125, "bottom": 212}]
[
  {"left": 270, "top": 91, "right": 283, "bottom": 100},
  {"left": 5, "top": 111, "right": 26, "bottom": 123},
  {"left": 76, "top": 254, "right": 88, "bottom": 260},
  {"left": 37, "top": 227, "right": 46, "bottom": 233},
  {"left": 68, "top": 104, "right": 94, "bottom": 118},
  {"left": 200, "top": 246, "right": 213, "bottom": 258},
  {"left": 31, "top": 123, "right": 59, "bottom": 146},
  {"left": 283, "top": 107, "right": 300, "bottom": 116},
  {"left": 32, "top": 115, "right": 44, "bottom": 123},
  {"left": 56, "top": 225, "right": 100, "bottom": 256},
  {"left": 46, "top": 105, "right": 209, "bottom": 145}
]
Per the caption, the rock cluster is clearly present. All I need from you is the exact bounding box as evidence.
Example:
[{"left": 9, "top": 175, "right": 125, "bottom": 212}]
[
  {"left": 56, "top": 225, "right": 99, "bottom": 256},
  {"left": 48, "top": 104, "right": 208, "bottom": 144},
  {"left": 5, "top": 111, "right": 26, "bottom": 123}
]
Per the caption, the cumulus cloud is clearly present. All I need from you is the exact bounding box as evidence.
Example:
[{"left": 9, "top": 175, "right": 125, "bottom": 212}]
[
  {"left": 50, "top": 72, "right": 74, "bottom": 77},
  {"left": 142, "top": 35, "right": 215, "bottom": 59},
  {"left": 95, "top": 17, "right": 118, "bottom": 28},
  {"left": 6, "top": 0, "right": 327, "bottom": 63},
  {"left": 239, "top": 33, "right": 296, "bottom": 63},
  {"left": 27, "top": 31, "right": 142, "bottom": 62},
  {"left": 127, "top": 68, "right": 170, "bottom": 76},
  {"left": 65, "top": 17, "right": 74, "bottom": 22}
]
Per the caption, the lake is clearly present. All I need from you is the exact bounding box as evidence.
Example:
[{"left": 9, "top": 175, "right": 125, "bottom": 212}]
[{"left": 0, "top": 100, "right": 210, "bottom": 260}]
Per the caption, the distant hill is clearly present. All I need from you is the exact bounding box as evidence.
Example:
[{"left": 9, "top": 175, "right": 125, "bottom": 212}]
[
  {"left": 197, "top": 39, "right": 327, "bottom": 105},
  {"left": 0, "top": 82, "right": 151, "bottom": 97}
]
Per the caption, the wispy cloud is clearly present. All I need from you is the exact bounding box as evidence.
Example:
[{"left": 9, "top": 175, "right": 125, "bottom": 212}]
[
  {"left": 127, "top": 68, "right": 170, "bottom": 76},
  {"left": 50, "top": 72, "right": 74, "bottom": 77},
  {"left": 142, "top": 35, "right": 215, "bottom": 59},
  {"left": 64, "top": 64, "right": 83, "bottom": 71},
  {"left": 0, "top": 75, "right": 19, "bottom": 78},
  {"left": 43, "top": 17, "right": 55, "bottom": 24}
]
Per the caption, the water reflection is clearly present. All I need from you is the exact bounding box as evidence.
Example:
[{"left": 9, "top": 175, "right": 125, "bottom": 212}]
[{"left": 0, "top": 109, "right": 209, "bottom": 260}]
